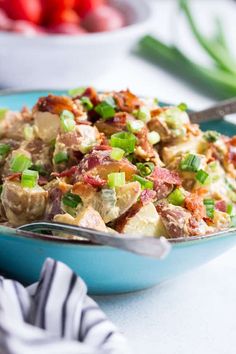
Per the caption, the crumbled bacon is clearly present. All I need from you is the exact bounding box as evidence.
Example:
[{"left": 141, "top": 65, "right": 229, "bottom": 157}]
[
  {"left": 150, "top": 167, "right": 181, "bottom": 185},
  {"left": 74, "top": 87, "right": 99, "bottom": 106},
  {"left": 135, "top": 127, "right": 155, "bottom": 159},
  {"left": 38, "top": 176, "right": 48, "bottom": 186},
  {"left": 5, "top": 173, "right": 21, "bottom": 182},
  {"left": 114, "top": 89, "right": 141, "bottom": 113},
  {"left": 51, "top": 165, "right": 79, "bottom": 178},
  {"left": 83, "top": 174, "right": 106, "bottom": 188},
  {"left": 140, "top": 189, "right": 156, "bottom": 205},
  {"left": 34, "top": 94, "right": 75, "bottom": 115},
  {"left": 184, "top": 193, "right": 206, "bottom": 221},
  {"left": 215, "top": 200, "right": 227, "bottom": 213},
  {"left": 93, "top": 145, "right": 112, "bottom": 151}
]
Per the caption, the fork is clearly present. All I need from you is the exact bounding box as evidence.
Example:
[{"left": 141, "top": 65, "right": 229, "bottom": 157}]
[
  {"left": 188, "top": 96, "right": 236, "bottom": 123},
  {"left": 17, "top": 221, "right": 171, "bottom": 259}
]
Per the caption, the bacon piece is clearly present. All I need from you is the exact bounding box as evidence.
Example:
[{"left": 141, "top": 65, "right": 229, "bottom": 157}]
[
  {"left": 83, "top": 174, "right": 106, "bottom": 188},
  {"left": 140, "top": 189, "right": 156, "bottom": 205},
  {"left": 5, "top": 173, "right": 21, "bottom": 182},
  {"left": 184, "top": 193, "right": 206, "bottom": 221},
  {"left": 34, "top": 94, "right": 75, "bottom": 115},
  {"left": 215, "top": 200, "right": 227, "bottom": 213},
  {"left": 151, "top": 167, "right": 181, "bottom": 185},
  {"left": 114, "top": 89, "right": 141, "bottom": 113},
  {"left": 135, "top": 127, "right": 156, "bottom": 159},
  {"left": 93, "top": 145, "right": 112, "bottom": 151},
  {"left": 51, "top": 165, "right": 79, "bottom": 178},
  {"left": 38, "top": 176, "right": 48, "bottom": 186},
  {"left": 95, "top": 112, "right": 131, "bottom": 136}
]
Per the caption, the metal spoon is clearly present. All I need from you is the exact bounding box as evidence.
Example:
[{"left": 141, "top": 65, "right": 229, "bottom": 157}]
[
  {"left": 17, "top": 221, "right": 171, "bottom": 259},
  {"left": 189, "top": 96, "right": 236, "bottom": 123}
]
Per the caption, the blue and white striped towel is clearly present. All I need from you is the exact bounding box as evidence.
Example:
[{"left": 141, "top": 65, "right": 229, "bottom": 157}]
[{"left": 0, "top": 258, "right": 130, "bottom": 354}]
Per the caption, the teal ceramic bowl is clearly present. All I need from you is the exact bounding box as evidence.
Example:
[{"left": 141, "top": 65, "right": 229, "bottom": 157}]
[{"left": 0, "top": 90, "right": 236, "bottom": 295}]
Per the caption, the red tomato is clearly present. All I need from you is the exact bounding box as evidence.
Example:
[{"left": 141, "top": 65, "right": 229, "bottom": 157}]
[
  {"left": 50, "top": 9, "right": 80, "bottom": 25},
  {"left": 41, "top": 0, "right": 76, "bottom": 24},
  {"left": 11, "top": 20, "right": 45, "bottom": 35},
  {"left": 1, "top": 0, "right": 42, "bottom": 24},
  {"left": 47, "top": 23, "right": 86, "bottom": 35},
  {"left": 75, "top": 0, "right": 104, "bottom": 18},
  {"left": 82, "top": 4, "right": 124, "bottom": 32}
]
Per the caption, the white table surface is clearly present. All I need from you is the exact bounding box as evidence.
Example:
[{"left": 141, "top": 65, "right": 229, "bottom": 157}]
[{"left": 92, "top": 1, "right": 236, "bottom": 353}]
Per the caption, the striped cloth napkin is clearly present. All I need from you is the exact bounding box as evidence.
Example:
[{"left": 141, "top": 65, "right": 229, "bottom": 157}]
[{"left": 0, "top": 258, "right": 130, "bottom": 354}]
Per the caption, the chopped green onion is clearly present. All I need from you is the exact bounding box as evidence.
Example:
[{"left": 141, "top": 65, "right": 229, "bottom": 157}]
[
  {"left": 0, "top": 144, "right": 11, "bottom": 156},
  {"left": 168, "top": 188, "right": 185, "bottom": 206},
  {"left": 54, "top": 151, "right": 68, "bottom": 164},
  {"left": 80, "top": 97, "right": 93, "bottom": 111},
  {"left": 127, "top": 120, "right": 145, "bottom": 133},
  {"left": 133, "top": 106, "right": 151, "bottom": 123},
  {"left": 21, "top": 169, "right": 39, "bottom": 188},
  {"left": 196, "top": 169, "right": 209, "bottom": 184},
  {"left": 62, "top": 192, "right": 82, "bottom": 208},
  {"left": 180, "top": 154, "right": 201, "bottom": 172},
  {"left": 0, "top": 108, "right": 8, "bottom": 120},
  {"left": 60, "top": 110, "right": 75, "bottom": 133},
  {"left": 132, "top": 174, "right": 153, "bottom": 190},
  {"left": 204, "top": 199, "right": 215, "bottom": 219},
  {"left": 110, "top": 147, "right": 125, "bottom": 161},
  {"left": 108, "top": 172, "right": 126, "bottom": 188},
  {"left": 103, "top": 96, "right": 116, "bottom": 108},
  {"left": 230, "top": 215, "right": 236, "bottom": 227},
  {"left": 147, "top": 131, "right": 160, "bottom": 145},
  {"left": 177, "top": 102, "right": 188, "bottom": 111},
  {"left": 24, "top": 125, "right": 34, "bottom": 140},
  {"left": 227, "top": 204, "right": 233, "bottom": 215},
  {"left": 203, "top": 130, "right": 221, "bottom": 143},
  {"left": 110, "top": 132, "right": 136, "bottom": 154},
  {"left": 136, "top": 162, "right": 154, "bottom": 177},
  {"left": 68, "top": 87, "right": 86, "bottom": 97},
  {"left": 153, "top": 98, "right": 159, "bottom": 105},
  {"left": 10, "top": 154, "right": 32, "bottom": 172},
  {"left": 95, "top": 98, "right": 116, "bottom": 120}
]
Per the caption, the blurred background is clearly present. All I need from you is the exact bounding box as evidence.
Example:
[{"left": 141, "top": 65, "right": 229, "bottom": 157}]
[{"left": 0, "top": 0, "right": 236, "bottom": 109}]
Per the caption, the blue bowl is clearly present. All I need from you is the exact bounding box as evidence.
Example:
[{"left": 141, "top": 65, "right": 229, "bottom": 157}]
[{"left": 0, "top": 90, "right": 236, "bottom": 295}]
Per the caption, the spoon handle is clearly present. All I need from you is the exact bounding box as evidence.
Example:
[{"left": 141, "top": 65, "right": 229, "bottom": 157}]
[
  {"left": 17, "top": 221, "right": 171, "bottom": 259},
  {"left": 189, "top": 97, "right": 236, "bottom": 123}
]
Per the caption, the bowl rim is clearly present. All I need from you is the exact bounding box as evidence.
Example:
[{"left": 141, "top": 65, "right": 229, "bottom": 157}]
[
  {"left": 0, "top": 0, "right": 151, "bottom": 43},
  {"left": 0, "top": 88, "right": 233, "bottom": 247}
]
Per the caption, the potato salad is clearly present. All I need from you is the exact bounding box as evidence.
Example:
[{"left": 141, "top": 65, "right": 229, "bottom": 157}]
[{"left": 0, "top": 88, "right": 236, "bottom": 239}]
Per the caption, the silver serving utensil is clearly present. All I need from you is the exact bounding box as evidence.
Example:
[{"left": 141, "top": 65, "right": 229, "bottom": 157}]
[
  {"left": 17, "top": 221, "right": 171, "bottom": 259},
  {"left": 189, "top": 96, "right": 236, "bottom": 123}
]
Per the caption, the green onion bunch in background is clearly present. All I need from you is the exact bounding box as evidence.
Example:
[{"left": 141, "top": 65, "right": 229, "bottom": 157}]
[{"left": 138, "top": 0, "right": 236, "bottom": 99}]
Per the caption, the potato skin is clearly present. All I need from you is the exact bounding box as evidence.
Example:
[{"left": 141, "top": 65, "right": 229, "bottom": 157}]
[{"left": 1, "top": 180, "right": 48, "bottom": 226}]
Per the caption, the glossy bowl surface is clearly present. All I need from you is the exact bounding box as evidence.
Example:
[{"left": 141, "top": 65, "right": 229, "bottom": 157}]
[{"left": 0, "top": 90, "right": 236, "bottom": 294}]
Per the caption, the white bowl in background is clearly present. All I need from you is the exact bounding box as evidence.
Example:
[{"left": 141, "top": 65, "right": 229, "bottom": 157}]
[{"left": 0, "top": 0, "right": 151, "bottom": 88}]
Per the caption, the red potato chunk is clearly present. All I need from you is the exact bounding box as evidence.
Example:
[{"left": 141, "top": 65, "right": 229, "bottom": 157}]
[
  {"left": 77, "top": 150, "right": 137, "bottom": 181},
  {"left": 0, "top": 111, "right": 32, "bottom": 140},
  {"left": 1, "top": 180, "right": 48, "bottom": 226}
]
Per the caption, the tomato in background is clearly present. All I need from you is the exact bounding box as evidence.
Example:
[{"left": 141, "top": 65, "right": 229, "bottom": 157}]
[
  {"left": 50, "top": 8, "right": 80, "bottom": 25},
  {"left": 74, "top": 0, "right": 104, "bottom": 18},
  {"left": 0, "top": 0, "right": 42, "bottom": 24},
  {"left": 82, "top": 4, "right": 125, "bottom": 32},
  {"left": 41, "top": 0, "right": 76, "bottom": 24}
]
